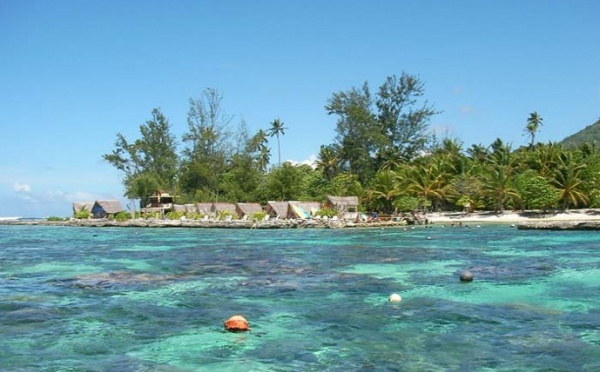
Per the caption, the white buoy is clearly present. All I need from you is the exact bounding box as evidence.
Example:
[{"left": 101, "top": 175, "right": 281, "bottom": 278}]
[{"left": 389, "top": 293, "right": 402, "bottom": 302}]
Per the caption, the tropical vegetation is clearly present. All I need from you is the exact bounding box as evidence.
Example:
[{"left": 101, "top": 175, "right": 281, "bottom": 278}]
[{"left": 103, "top": 74, "right": 600, "bottom": 215}]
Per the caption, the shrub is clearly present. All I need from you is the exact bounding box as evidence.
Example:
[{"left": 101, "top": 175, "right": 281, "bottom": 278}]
[
  {"left": 315, "top": 209, "right": 337, "bottom": 218},
  {"left": 166, "top": 211, "right": 185, "bottom": 220},
  {"left": 74, "top": 210, "right": 91, "bottom": 219},
  {"left": 47, "top": 216, "right": 65, "bottom": 221},
  {"left": 113, "top": 211, "right": 131, "bottom": 222},
  {"left": 252, "top": 211, "right": 267, "bottom": 221},
  {"left": 216, "top": 210, "right": 234, "bottom": 220},
  {"left": 185, "top": 212, "right": 203, "bottom": 220}
]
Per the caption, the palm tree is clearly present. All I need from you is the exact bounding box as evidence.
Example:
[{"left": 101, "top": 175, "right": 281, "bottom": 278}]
[
  {"left": 315, "top": 145, "right": 340, "bottom": 181},
  {"left": 404, "top": 163, "right": 448, "bottom": 212},
  {"left": 551, "top": 152, "right": 589, "bottom": 210},
  {"left": 524, "top": 112, "right": 543, "bottom": 149},
  {"left": 249, "top": 129, "right": 269, "bottom": 153},
  {"left": 466, "top": 144, "right": 489, "bottom": 164},
  {"left": 367, "top": 169, "right": 400, "bottom": 213},
  {"left": 250, "top": 129, "right": 270, "bottom": 171},
  {"left": 267, "top": 118, "right": 288, "bottom": 166},
  {"left": 481, "top": 164, "right": 518, "bottom": 213}
]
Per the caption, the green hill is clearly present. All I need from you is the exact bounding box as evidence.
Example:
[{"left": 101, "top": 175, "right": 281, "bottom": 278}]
[{"left": 560, "top": 118, "right": 600, "bottom": 148}]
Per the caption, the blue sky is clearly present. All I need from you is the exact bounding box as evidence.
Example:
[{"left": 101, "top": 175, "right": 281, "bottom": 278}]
[{"left": 1, "top": 0, "right": 599, "bottom": 217}]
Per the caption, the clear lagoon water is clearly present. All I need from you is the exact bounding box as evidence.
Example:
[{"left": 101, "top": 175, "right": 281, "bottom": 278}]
[{"left": 1, "top": 224, "right": 599, "bottom": 371}]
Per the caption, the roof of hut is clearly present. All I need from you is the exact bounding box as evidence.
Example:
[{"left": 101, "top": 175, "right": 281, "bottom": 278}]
[
  {"left": 73, "top": 202, "right": 94, "bottom": 213},
  {"left": 184, "top": 204, "right": 197, "bottom": 213},
  {"left": 172, "top": 204, "right": 187, "bottom": 212},
  {"left": 326, "top": 195, "right": 359, "bottom": 208},
  {"left": 236, "top": 203, "right": 263, "bottom": 216},
  {"left": 266, "top": 201, "right": 289, "bottom": 217},
  {"left": 195, "top": 203, "right": 213, "bottom": 215},
  {"left": 212, "top": 203, "right": 237, "bottom": 213},
  {"left": 93, "top": 200, "right": 124, "bottom": 214}
]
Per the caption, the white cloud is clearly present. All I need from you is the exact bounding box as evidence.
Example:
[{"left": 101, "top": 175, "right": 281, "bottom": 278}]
[
  {"left": 287, "top": 154, "right": 317, "bottom": 168},
  {"left": 13, "top": 182, "right": 31, "bottom": 192}
]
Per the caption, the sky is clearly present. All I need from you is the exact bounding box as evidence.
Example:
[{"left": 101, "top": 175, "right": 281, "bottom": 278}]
[{"left": 1, "top": 0, "right": 599, "bottom": 217}]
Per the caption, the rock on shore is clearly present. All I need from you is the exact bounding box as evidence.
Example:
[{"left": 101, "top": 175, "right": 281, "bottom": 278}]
[
  {"left": 0, "top": 218, "right": 408, "bottom": 229},
  {"left": 517, "top": 221, "right": 600, "bottom": 230}
]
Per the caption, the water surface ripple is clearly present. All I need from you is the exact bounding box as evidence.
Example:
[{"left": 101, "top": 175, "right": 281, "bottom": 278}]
[{"left": 1, "top": 225, "right": 599, "bottom": 371}]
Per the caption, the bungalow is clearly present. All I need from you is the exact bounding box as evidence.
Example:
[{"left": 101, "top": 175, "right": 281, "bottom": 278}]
[
  {"left": 325, "top": 196, "right": 359, "bottom": 213},
  {"left": 212, "top": 203, "right": 237, "bottom": 217},
  {"left": 324, "top": 196, "right": 360, "bottom": 220},
  {"left": 172, "top": 204, "right": 187, "bottom": 213},
  {"left": 91, "top": 200, "right": 124, "bottom": 219},
  {"left": 72, "top": 202, "right": 94, "bottom": 217},
  {"left": 236, "top": 203, "right": 263, "bottom": 219},
  {"left": 195, "top": 203, "right": 213, "bottom": 216},
  {"left": 266, "top": 201, "right": 290, "bottom": 219}
]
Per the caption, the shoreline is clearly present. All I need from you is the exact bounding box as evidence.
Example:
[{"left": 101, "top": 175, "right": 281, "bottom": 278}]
[
  {"left": 0, "top": 218, "right": 410, "bottom": 229},
  {"left": 3, "top": 210, "right": 600, "bottom": 230},
  {"left": 426, "top": 210, "right": 600, "bottom": 224}
]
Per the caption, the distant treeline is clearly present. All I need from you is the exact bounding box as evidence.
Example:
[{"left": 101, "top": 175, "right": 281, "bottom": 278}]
[{"left": 103, "top": 73, "right": 600, "bottom": 213}]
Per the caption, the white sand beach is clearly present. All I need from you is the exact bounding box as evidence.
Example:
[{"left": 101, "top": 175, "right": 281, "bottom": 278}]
[{"left": 427, "top": 210, "right": 600, "bottom": 224}]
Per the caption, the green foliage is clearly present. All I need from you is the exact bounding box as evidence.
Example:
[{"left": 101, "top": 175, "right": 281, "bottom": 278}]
[
  {"left": 144, "top": 212, "right": 162, "bottom": 220},
  {"left": 113, "top": 211, "right": 131, "bottom": 222},
  {"left": 561, "top": 118, "right": 600, "bottom": 148},
  {"left": 74, "top": 209, "right": 91, "bottom": 219},
  {"left": 514, "top": 171, "right": 560, "bottom": 210},
  {"left": 265, "top": 162, "right": 314, "bottom": 201},
  {"left": 216, "top": 210, "right": 234, "bottom": 220},
  {"left": 392, "top": 196, "right": 422, "bottom": 212},
  {"left": 102, "top": 83, "right": 600, "bottom": 215},
  {"left": 315, "top": 209, "right": 337, "bottom": 218},
  {"left": 252, "top": 211, "right": 267, "bottom": 221},
  {"left": 164, "top": 211, "right": 184, "bottom": 220},
  {"left": 47, "top": 216, "right": 66, "bottom": 221},
  {"left": 103, "top": 108, "right": 178, "bottom": 206},
  {"left": 185, "top": 212, "right": 203, "bottom": 220},
  {"left": 325, "top": 72, "right": 438, "bottom": 183}
]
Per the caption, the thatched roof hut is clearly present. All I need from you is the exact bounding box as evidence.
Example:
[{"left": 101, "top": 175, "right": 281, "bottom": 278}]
[
  {"left": 212, "top": 203, "right": 237, "bottom": 215},
  {"left": 266, "top": 201, "right": 290, "bottom": 218},
  {"left": 325, "top": 196, "right": 359, "bottom": 212},
  {"left": 72, "top": 202, "right": 94, "bottom": 216},
  {"left": 293, "top": 201, "right": 321, "bottom": 215},
  {"left": 91, "top": 200, "right": 124, "bottom": 218},
  {"left": 195, "top": 203, "right": 213, "bottom": 216},
  {"left": 172, "top": 204, "right": 187, "bottom": 212},
  {"left": 236, "top": 203, "right": 263, "bottom": 218},
  {"left": 184, "top": 204, "right": 197, "bottom": 213}
]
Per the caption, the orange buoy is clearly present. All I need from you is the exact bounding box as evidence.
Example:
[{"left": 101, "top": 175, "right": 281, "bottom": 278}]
[{"left": 224, "top": 315, "right": 250, "bottom": 332}]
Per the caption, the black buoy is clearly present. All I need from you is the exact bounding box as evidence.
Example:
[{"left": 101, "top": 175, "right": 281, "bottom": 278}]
[{"left": 459, "top": 270, "right": 474, "bottom": 282}]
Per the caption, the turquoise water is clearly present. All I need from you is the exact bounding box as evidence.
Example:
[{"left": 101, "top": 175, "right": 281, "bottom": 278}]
[{"left": 1, "top": 225, "right": 599, "bottom": 371}]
